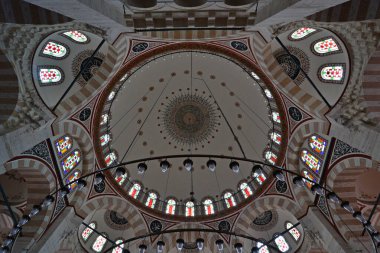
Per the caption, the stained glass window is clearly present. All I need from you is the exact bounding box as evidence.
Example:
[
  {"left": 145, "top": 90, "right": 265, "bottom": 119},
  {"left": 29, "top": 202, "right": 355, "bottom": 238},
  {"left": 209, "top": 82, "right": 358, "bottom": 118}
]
[
  {"left": 272, "top": 112, "right": 281, "bottom": 123},
  {"left": 286, "top": 222, "right": 301, "bottom": 241},
  {"left": 253, "top": 170, "right": 267, "bottom": 185},
  {"left": 55, "top": 135, "right": 73, "bottom": 157},
  {"left": 239, "top": 182, "right": 253, "bottom": 198},
  {"left": 66, "top": 170, "right": 81, "bottom": 191},
  {"left": 203, "top": 199, "right": 215, "bottom": 215},
  {"left": 309, "top": 135, "right": 327, "bottom": 156},
  {"left": 264, "top": 89, "right": 273, "bottom": 99},
  {"left": 257, "top": 241, "right": 270, "bottom": 253},
  {"left": 302, "top": 170, "right": 316, "bottom": 189},
  {"left": 290, "top": 27, "right": 317, "bottom": 40},
  {"left": 313, "top": 38, "right": 339, "bottom": 54},
  {"left": 42, "top": 41, "right": 68, "bottom": 58},
  {"left": 224, "top": 192, "right": 236, "bottom": 208},
  {"left": 81, "top": 222, "right": 96, "bottom": 241},
  {"left": 100, "top": 114, "right": 109, "bottom": 125},
  {"left": 274, "top": 234, "right": 289, "bottom": 252},
  {"left": 108, "top": 91, "right": 116, "bottom": 101},
  {"left": 92, "top": 234, "right": 107, "bottom": 252},
  {"left": 128, "top": 183, "right": 141, "bottom": 199},
  {"left": 112, "top": 239, "right": 124, "bottom": 253},
  {"left": 270, "top": 132, "right": 282, "bottom": 145},
  {"left": 115, "top": 171, "right": 127, "bottom": 186},
  {"left": 63, "top": 31, "right": 88, "bottom": 43},
  {"left": 165, "top": 199, "right": 176, "bottom": 215},
  {"left": 185, "top": 201, "right": 195, "bottom": 217},
  {"left": 39, "top": 68, "right": 63, "bottom": 84},
  {"left": 265, "top": 151, "right": 277, "bottom": 165},
  {"left": 320, "top": 65, "right": 344, "bottom": 82},
  {"left": 61, "top": 150, "right": 81, "bottom": 175},
  {"left": 105, "top": 152, "right": 117, "bottom": 166},
  {"left": 301, "top": 150, "right": 321, "bottom": 175},
  {"left": 251, "top": 72, "right": 260, "bottom": 80},
  {"left": 145, "top": 192, "right": 158, "bottom": 208},
  {"left": 100, "top": 134, "right": 111, "bottom": 147}
]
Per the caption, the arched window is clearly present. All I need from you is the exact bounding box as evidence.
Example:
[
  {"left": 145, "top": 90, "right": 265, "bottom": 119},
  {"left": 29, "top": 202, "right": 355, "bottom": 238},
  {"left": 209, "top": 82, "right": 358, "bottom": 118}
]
[
  {"left": 55, "top": 135, "right": 73, "bottom": 157},
  {"left": 319, "top": 64, "right": 344, "bottom": 83},
  {"left": 239, "top": 182, "right": 253, "bottom": 198},
  {"left": 270, "top": 132, "right": 282, "bottom": 145},
  {"left": 38, "top": 67, "right": 63, "bottom": 85},
  {"left": 223, "top": 192, "right": 236, "bottom": 208},
  {"left": 63, "top": 30, "right": 88, "bottom": 43},
  {"left": 302, "top": 170, "right": 316, "bottom": 189},
  {"left": 108, "top": 91, "right": 116, "bottom": 101},
  {"left": 61, "top": 150, "right": 81, "bottom": 175},
  {"left": 301, "top": 150, "right": 321, "bottom": 175},
  {"left": 264, "top": 89, "right": 273, "bottom": 99},
  {"left": 114, "top": 170, "right": 127, "bottom": 186},
  {"left": 312, "top": 37, "right": 340, "bottom": 55},
  {"left": 185, "top": 201, "right": 195, "bottom": 217},
  {"left": 290, "top": 27, "right": 317, "bottom": 40},
  {"left": 112, "top": 239, "right": 124, "bottom": 253},
  {"left": 257, "top": 240, "right": 270, "bottom": 253},
  {"left": 81, "top": 222, "right": 96, "bottom": 241},
  {"left": 203, "top": 199, "right": 215, "bottom": 215},
  {"left": 165, "top": 199, "right": 176, "bottom": 215},
  {"left": 265, "top": 150, "right": 277, "bottom": 165},
  {"left": 41, "top": 41, "right": 68, "bottom": 58},
  {"left": 286, "top": 222, "right": 301, "bottom": 241},
  {"left": 309, "top": 135, "right": 327, "bottom": 156},
  {"left": 274, "top": 234, "right": 290, "bottom": 252},
  {"left": 145, "top": 192, "right": 158, "bottom": 208},
  {"left": 100, "top": 114, "right": 109, "bottom": 125},
  {"left": 253, "top": 169, "right": 267, "bottom": 185},
  {"left": 251, "top": 71, "right": 260, "bottom": 80},
  {"left": 100, "top": 134, "right": 111, "bottom": 147},
  {"left": 128, "top": 183, "right": 141, "bottom": 199},
  {"left": 105, "top": 152, "right": 117, "bottom": 166},
  {"left": 272, "top": 112, "right": 281, "bottom": 123},
  {"left": 66, "top": 170, "right": 81, "bottom": 191},
  {"left": 92, "top": 234, "right": 107, "bottom": 252}
]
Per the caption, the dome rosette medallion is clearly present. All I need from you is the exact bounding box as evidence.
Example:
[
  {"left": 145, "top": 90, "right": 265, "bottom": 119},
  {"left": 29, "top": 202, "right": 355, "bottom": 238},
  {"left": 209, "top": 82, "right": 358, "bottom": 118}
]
[{"left": 93, "top": 42, "right": 288, "bottom": 220}]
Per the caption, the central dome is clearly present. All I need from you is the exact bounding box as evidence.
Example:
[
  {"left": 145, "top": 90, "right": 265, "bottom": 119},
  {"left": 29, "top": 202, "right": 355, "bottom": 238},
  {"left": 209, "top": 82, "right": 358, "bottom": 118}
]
[{"left": 94, "top": 45, "right": 287, "bottom": 219}]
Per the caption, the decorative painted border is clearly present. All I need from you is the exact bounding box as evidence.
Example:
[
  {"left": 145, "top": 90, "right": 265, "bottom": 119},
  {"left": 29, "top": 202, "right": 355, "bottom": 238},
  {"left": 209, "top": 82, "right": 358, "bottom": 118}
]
[
  {"left": 317, "top": 63, "right": 346, "bottom": 84},
  {"left": 310, "top": 36, "right": 343, "bottom": 57},
  {"left": 38, "top": 39, "right": 71, "bottom": 60},
  {"left": 59, "top": 30, "right": 91, "bottom": 44},
  {"left": 36, "top": 65, "right": 65, "bottom": 86},
  {"left": 287, "top": 28, "right": 321, "bottom": 41}
]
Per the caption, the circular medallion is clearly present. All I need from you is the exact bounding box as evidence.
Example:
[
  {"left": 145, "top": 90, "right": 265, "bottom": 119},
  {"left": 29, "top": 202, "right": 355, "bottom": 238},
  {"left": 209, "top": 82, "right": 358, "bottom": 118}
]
[
  {"left": 94, "top": 181, "right": 105, "bottom": 193},
  {"left": 150, "top": 220, "right": 163, "bottom": 232},
  {"left": 275, "top": 47, "right": 309, "bottom": 85},
  {"left": 253, "top": 211, "right": 273, "bottom": 226},
  {"left": 218, "top": 221, "right": 231, "bottom": 232},
  {"left": 81, "top": 57, "right": 103, "bottom": 81},
  {"left": 275, "top": 180, "right": 288, "bottom": 193},
  {"left": 231, "top": 41, "right": 248, "bottom": 51},
  {"left": 110, "top": 211, "right": 128, "bottom": 225},
  {"left": 162, "top": 94, "right": 218, "bottom": 146},
  {"left": 288, "top": 107, "right": 302, "bottom": 121},
  {"left": 132, "top": 42, "right": 148, "bottom": 53},
  {"left": 79, "top": 108, "right": 91, "bottom": 121}
]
